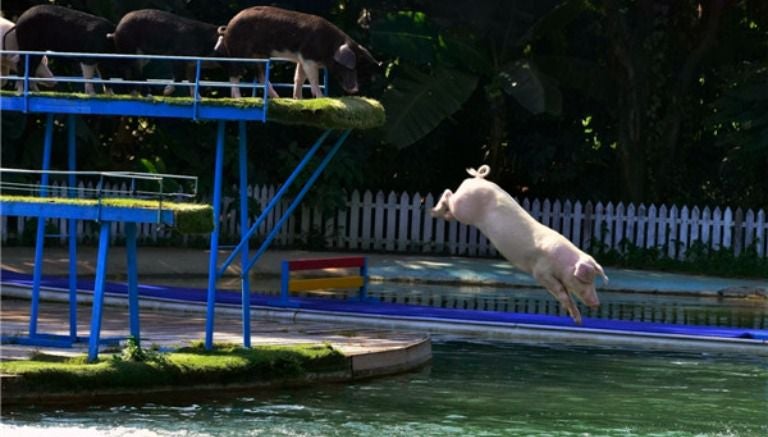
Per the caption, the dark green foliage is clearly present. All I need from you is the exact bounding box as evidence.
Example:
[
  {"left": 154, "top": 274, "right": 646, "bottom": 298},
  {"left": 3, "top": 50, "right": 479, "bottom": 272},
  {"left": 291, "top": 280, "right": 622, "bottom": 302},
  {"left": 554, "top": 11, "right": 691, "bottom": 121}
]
[{"left": 592, "top": 239, "right": 768, "bottom": 279}]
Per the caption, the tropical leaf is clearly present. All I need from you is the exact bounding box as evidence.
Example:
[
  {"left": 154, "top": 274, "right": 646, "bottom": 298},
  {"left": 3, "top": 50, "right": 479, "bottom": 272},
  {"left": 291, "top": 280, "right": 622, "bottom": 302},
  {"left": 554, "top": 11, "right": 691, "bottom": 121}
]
[
  {"left": 370, "top": 11, "right": 438, "bottom": 64},
  {"left": 534, "top": 55, "right": 615, "bottom": 106},
  {"left": 499, "top": 60, "right": 561, "bottom": 115},
  {"left": 381, "top": 65, "right": 478, "bottom": 148}
]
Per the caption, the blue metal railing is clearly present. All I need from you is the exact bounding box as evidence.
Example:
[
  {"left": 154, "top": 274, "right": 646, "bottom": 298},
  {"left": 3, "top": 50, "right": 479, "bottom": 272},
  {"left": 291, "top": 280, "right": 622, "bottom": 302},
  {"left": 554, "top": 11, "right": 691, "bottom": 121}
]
[{"left": 0, "top": 50, "right": 330, "bottom": 121}]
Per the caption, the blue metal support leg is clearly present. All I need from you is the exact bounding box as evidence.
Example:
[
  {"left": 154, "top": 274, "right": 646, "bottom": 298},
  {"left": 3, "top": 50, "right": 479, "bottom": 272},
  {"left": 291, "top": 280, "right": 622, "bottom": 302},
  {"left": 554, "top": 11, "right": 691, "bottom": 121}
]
[
  {"left": 87, "top": 221, "right": 112, "bottom": 362},
  {"left": 205, "top": 121, "right": 226, "bottom": 350},
  {"left": 67, "top": 114, "right": 78, "bottom": 341},
  {"left": 244, "top": 130, "right": 352, "bottom": 273},
  {"left": 279, "top": 260, "right": 290, "bottom": 305},
  {"left": 29, "top": 113, "right": 55, "bottom": 336},
  {"left": 238, "top": 121, "right": 251, "bottom": 347},
  {"left": 359, "top": 257, "right": 369, "bottom": 301},
  {"left": 126, "top": 222, "right": 140, "bottom": 343},
  {"left": 217, "top": 129, "right": 332, "bottom": 276}
]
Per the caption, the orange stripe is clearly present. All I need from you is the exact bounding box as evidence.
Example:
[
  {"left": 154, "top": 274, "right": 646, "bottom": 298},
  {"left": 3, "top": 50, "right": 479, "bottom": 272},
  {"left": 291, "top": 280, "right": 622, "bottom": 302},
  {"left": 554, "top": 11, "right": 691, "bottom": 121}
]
[{"left": 288, "top": 276, "right": 364, "bottom": 292}]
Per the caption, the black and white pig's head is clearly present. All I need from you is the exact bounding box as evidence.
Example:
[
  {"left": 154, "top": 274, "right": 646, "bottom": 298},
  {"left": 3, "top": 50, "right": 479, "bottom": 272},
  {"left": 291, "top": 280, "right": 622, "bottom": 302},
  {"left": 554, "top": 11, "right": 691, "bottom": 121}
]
[{"left": 329, "top": 41, "right": 379, "bottom": 95}]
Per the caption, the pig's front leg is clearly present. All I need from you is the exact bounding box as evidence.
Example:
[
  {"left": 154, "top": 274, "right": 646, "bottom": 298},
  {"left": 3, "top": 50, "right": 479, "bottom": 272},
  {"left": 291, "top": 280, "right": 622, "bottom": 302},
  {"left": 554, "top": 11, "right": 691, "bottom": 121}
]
[
  {"left": 80, "top": 63, "right": 97, "bottom": 95},
  {"left": 431, "top": 189, "right": 455, "bottom": 221},
  {"left": 229, "top": 76, "right": 242, "bottom": 98},
  {"left": 302, "top": 61, "right": 323, "bottom": 98},
  {"left": 292, "top": 63, "right": 306, "bottom": 99},
  {"left": 534, "top": 269, "right": 582, "bottom": 324},
  {"left": 256, "top": 68, "right": 280, "bottom": 98}
]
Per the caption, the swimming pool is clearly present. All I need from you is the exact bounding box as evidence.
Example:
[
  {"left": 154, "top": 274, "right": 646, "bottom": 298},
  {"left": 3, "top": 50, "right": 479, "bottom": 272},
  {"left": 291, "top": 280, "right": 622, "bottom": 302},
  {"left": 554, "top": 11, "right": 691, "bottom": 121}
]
[{"left": 2, "top": 340, "right": 766, "bottom": 436}]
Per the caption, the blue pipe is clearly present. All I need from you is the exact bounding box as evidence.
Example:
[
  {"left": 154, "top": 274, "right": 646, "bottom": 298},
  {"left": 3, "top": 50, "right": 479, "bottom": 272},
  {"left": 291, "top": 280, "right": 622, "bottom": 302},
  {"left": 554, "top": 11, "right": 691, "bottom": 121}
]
[
  {"left": 192, "top": 59, "right": 202, "bottom": 120},
  {"left": 217, "top": 129, "right": 332, "bottom": 276},
  {"left": 238, "top": 121, "right": 251, "bottom": 348},
  {"left": 67, "top": 114, "right": 78, "bottom": 341},
  {"left": 244, "top": 129, "right": 351, "bottom": 273},
  {"left": 23, "top": 54, "right": 30, "bottom": 113},
  {"left": 205, "top": 121, "right": 226, "bottom": 350},
  {"left": 87, "top": 221, "right": 111, "bottom": 362},
  {"left": 126, "top": 222, "right": 140, "bottom": 344},
  {"left": 29, "top": 113, "right": 54, "bottom": 336}
]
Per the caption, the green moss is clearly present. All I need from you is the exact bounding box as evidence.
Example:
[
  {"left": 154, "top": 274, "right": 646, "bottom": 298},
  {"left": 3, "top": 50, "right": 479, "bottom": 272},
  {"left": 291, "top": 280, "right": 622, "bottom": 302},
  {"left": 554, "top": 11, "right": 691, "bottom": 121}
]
[
  {"left": 0, "top": 195, "right": 213, "bottom": 234},
  {"left": 0, "top": 90, "right": 386, "bottom": 129},
  {"left": 0, "top": 343, "right": 347, "bottom": 394}
]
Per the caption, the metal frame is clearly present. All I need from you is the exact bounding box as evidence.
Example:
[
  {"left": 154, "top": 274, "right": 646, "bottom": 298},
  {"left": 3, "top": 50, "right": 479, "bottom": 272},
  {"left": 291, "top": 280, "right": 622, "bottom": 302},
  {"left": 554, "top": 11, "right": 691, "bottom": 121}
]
[{"left": 1, "top": 49, "right": 347, "bottom": 355}]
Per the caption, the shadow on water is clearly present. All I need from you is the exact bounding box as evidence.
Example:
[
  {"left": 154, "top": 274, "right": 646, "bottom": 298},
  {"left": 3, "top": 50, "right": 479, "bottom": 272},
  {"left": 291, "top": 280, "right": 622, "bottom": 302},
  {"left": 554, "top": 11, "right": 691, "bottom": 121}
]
[{"left": 2, "top": 341, "right": 767, "bottom": 436}]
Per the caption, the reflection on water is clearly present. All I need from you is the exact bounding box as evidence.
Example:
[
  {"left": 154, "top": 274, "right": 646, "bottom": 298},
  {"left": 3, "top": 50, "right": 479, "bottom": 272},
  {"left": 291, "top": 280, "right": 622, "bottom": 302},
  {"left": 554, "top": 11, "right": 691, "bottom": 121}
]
[{"left": 3, "top": 341, "right": 767, "bottom": 436}]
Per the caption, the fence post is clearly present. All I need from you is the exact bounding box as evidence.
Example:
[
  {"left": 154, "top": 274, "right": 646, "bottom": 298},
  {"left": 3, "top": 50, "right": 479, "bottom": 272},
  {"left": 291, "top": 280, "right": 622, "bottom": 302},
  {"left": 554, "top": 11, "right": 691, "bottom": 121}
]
[
  {"left": 360, "top": 191, "right": 373, "bottom": 250},
  {"left": 384, "top": 191, "right": 398, "bottom": 250},
  {"left": 410, "top": 192, "right": 422, "bottom": 252},
  {"left": 348, "top": 190, "right": 361, "bottom": 250},
  {"left": 733, "top": 208, "right": 744, "bottom": 256},
  {"left": 397, "top": 191, "right": 409, "bottom": 251},
  {"left": 374, "top": 191, "right": 386, "bottom": 251},
  {"left": 422, "top": 193, "right": 435, "bottom": 253},
  {"left": 757, "top": 209, "right": 766, "bottom": 257}
]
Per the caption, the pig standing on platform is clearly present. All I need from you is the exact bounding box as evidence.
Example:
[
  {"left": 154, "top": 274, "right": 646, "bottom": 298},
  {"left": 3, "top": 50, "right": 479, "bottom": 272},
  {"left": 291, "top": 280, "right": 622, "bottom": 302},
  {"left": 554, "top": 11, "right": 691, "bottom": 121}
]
[
  {"left": 110, "top": 9, "right": 223, "bottom": 96},
  {"left": 215, "top": 6, "right": 378, "bottom": 99},
  {"left": 0, "top": 15, "right": 53, "bottom": 89},
  {"left": 12, "top": 4, "right": 118, "bottom": 95},
  {"left": 432, "top": 165, "right": 608, "bottom": 324}
]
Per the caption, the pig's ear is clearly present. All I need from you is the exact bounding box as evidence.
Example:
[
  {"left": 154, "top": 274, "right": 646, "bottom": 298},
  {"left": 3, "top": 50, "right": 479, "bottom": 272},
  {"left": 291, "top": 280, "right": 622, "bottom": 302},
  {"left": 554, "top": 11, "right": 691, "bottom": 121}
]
[
  {"left": 334, "top": 43, "right": 357, "bottom": 69},
  {"left": 357, "top": 44, "right": 381, "bottom": 67},
  {"left": 573, "top": 261, "right": 595, "bottom": 284}
]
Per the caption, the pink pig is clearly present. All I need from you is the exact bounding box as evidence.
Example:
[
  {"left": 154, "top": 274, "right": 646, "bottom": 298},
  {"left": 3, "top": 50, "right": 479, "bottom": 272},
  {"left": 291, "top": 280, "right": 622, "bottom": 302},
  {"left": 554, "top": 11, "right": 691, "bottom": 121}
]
[{"left": 432, "top": 165, "right": 607, "bottom": 324}]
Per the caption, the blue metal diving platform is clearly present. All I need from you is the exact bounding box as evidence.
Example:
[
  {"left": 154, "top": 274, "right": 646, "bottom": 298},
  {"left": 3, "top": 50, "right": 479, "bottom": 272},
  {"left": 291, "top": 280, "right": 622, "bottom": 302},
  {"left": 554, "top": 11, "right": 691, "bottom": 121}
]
[{"left": 1, "top": 49, "right": 384, "bottom": 360}]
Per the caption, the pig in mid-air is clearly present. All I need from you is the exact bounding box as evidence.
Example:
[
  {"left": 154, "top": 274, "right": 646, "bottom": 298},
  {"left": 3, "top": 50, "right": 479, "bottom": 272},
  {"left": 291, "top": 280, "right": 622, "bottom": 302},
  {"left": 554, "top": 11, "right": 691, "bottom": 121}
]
[
  {"left": 13, "top": 4, "right": 118, "bottom": 95},
  {"left": 431, "top": 165, "right": 608, "bottom": 324},
  {"left": 110, "top": 9, "right": 223, "bottom": 96},
  {"left": 215, "top": 6, "right": 378, "bottom": 99},
  {"left": 1, "top": 15, "right": 54, "bottom": 89}
]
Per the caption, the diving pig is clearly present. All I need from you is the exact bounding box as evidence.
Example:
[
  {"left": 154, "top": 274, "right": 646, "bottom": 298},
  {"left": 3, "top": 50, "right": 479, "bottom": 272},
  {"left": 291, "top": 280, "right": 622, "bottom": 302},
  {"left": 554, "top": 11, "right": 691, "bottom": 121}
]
[{"left": 431, "top": 165, "right": 607, "bottom": 324}]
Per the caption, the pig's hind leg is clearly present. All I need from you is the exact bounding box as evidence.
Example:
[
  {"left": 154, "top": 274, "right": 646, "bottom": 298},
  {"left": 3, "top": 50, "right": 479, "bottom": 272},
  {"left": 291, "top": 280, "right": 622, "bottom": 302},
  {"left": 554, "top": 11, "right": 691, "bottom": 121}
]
[{"left": 534, "top": 269, "right": 582, "bottom": 325}]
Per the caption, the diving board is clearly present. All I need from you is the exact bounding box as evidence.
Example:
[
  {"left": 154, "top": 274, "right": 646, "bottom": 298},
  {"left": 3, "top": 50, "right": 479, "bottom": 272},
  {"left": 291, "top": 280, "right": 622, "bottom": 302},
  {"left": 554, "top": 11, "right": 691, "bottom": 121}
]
[{"left": 1, "top": 49, "right": 386, "bottom": 353}]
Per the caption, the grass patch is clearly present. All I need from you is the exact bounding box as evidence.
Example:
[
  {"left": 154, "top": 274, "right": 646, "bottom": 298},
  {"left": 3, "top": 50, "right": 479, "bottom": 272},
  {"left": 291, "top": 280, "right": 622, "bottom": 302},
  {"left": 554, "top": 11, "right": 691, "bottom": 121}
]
[
  {"left": 0, "top": 342, "right": 348, "bottom": 394},
  {"left": 0, "top": 195, "right": 213, "bottom": 234},
  {"left": 1, "top": 90, "right": 385, "bottom": 129}
]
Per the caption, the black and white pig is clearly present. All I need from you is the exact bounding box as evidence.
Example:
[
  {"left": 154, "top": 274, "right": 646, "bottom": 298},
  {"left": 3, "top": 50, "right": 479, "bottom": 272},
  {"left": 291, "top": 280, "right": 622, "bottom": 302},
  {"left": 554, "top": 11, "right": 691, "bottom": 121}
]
[
  {"left": 432, "top": 165, "right": 608, "bottom": 325},
  {"left": 13, "top": 4, "right": 118, "bottom": 95},
  {"left": 1, "top": 15, "right": 54, "bottom": 89},
  {"left": 215, "top": 6, "right": 378, "bottom": 99},
  {"left": 110, "top": 9, "right": 223, "bottom": 96}
]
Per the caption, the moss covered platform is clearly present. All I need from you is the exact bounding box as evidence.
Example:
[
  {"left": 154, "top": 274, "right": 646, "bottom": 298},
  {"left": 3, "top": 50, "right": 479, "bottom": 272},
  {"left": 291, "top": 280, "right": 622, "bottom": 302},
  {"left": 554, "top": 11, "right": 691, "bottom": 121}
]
[
  {"left": 0, "top": 195, "right": 213, "bottom": 234},
  {"left": 0, "top": 91, "right": 385, "bottom": 128}
]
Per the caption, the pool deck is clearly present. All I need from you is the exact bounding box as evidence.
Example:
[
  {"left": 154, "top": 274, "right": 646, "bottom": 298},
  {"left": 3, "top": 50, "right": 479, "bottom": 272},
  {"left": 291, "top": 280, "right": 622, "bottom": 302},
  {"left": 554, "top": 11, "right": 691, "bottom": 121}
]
[
  {"left": 1, "top": 246, "right": 766, "bottom": 360},
  {"left": 2, "top": 246, "right": 766, "bottom": 295}
]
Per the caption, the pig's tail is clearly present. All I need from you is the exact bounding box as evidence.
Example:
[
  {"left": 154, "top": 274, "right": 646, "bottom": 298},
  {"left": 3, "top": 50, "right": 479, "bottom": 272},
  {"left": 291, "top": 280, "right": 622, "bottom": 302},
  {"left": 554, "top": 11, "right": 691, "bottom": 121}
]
[{"left": 466, "top": 165, "right": 491, "bottom": 179}]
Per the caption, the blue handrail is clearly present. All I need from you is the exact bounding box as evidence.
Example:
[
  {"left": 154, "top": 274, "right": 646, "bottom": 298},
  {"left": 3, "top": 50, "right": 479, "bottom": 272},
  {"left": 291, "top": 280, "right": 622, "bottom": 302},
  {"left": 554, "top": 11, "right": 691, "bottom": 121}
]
[{"left": 0, "top": 50, "right": 327, "bottom": 100}]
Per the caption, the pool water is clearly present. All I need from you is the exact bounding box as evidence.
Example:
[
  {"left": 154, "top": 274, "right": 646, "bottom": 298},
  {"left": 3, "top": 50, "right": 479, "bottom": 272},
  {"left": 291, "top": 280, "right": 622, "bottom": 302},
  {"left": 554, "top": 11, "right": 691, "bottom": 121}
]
[{"left": 3, "top": 341, "right": 766, "bottom": 436}]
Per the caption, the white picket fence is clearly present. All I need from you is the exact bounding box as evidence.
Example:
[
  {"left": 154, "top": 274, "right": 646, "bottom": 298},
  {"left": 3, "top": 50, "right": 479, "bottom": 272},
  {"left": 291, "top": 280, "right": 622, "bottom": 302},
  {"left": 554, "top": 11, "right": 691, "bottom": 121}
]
[{"left": 2, "top": 182, "right": 766, "bottom": 260}]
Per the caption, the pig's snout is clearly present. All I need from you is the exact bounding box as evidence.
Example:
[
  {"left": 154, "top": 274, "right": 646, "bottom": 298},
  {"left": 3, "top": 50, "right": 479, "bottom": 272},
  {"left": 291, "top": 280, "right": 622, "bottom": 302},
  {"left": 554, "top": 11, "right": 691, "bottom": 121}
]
[
  {"left": 342, "top": 80, "right": 359, "bottom": 94},
  {"left": 579, "top": 290, "right": 600, "bottom": 310}
]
